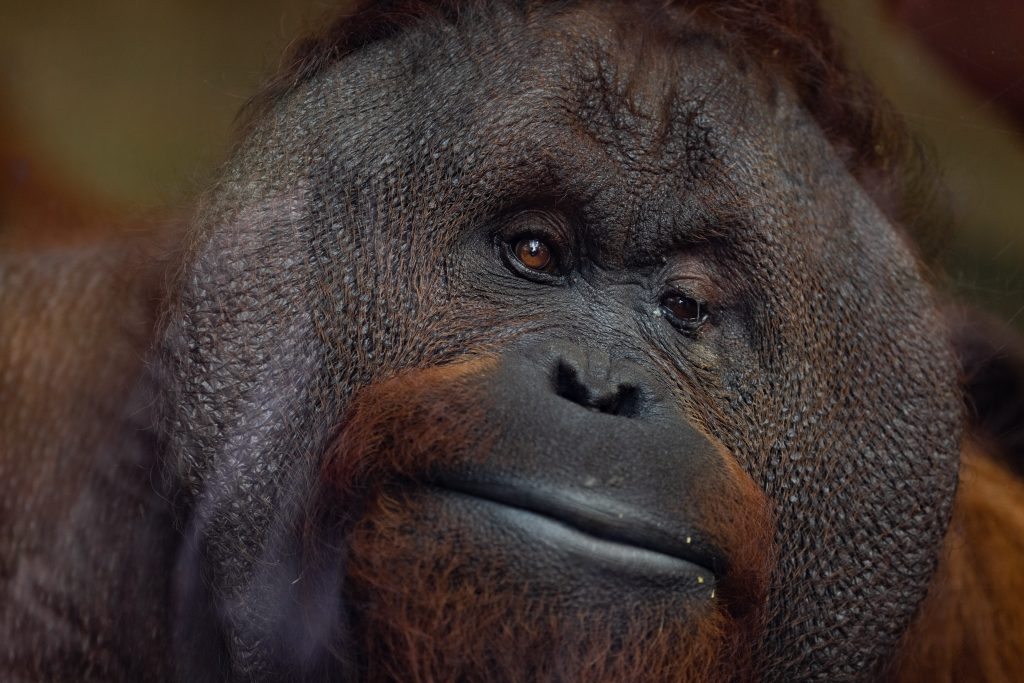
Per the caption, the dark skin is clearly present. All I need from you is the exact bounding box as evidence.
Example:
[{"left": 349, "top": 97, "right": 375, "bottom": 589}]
[{"left": 3, "top": 1, "right": 1022, "bottom": 681}]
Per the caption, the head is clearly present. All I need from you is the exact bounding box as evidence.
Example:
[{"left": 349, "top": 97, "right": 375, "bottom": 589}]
[{"left": 157, "top": 1, "right": 963, "bottom": 680}]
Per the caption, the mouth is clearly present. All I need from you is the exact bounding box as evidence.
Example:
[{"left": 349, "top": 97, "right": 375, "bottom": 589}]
[{"left": 430, "top": 476, "right": 725, "bottom": 582}]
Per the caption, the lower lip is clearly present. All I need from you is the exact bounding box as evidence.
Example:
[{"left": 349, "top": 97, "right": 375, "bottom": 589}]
[{"left": 440, "top": 490, "right": 714, "bottom": 583}]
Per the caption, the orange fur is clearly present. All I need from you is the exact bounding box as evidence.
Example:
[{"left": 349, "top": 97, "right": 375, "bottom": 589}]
[
  {"left": 322, "top": 355, "right": 501, "bottom": 497},
  {"left": 889, "top": 444, "right": 1024, "bottom": 682},
  {"left": 346, "top": 501, "right": 748, "bottom": 682}
]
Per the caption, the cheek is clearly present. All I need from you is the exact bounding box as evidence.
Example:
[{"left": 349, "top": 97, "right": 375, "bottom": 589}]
[
  {"left": 321, "top": 355, "right": 501, "bottom": 497},
  {"left": 705, "top": 190, "right": 963, "bottom": 674}
]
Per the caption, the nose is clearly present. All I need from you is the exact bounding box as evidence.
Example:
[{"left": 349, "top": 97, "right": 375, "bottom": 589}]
[{"left": 549, "top": 346, "right": 646, "bottom": 418}]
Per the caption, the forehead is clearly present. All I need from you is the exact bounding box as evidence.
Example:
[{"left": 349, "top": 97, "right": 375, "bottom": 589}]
[
  {"left": 281, "top": 1, "right": 847, "bottom": 260},
  {"left": 324, "top": 4, "right": 782, "bottom": 155}
]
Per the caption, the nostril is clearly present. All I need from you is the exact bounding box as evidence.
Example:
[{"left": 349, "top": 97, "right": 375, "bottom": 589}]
[
  {"left": 552, "top": 360, "right": 643, "bottom": 418},
  {"left": 554, "top": 360, "right": 592, "bottom": 407},
  {"left": 596, "top": 384, "right": 642, "bottom": 418}
]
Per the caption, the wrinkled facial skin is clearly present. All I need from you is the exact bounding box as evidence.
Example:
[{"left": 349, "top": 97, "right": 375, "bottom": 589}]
[{"left": 159, "top": 2, "right": 962, "bottom": 681}]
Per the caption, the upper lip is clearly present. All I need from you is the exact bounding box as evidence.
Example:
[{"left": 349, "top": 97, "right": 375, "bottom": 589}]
[{"left": 431, "top": 474, "right": 727, "bottom": 577}]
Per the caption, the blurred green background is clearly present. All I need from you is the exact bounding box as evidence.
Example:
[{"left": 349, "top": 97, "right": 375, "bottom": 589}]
[{"left": 0, "top": 0, "right": 1021, "bottom": 329}]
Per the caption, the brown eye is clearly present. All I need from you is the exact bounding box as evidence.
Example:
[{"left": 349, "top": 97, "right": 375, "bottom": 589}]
[
  {"left": 660, "top": 292, "right": 707, "bottom": 327},
  {"left": 513, "top": 236, "right": 557, "bottom": 273}
]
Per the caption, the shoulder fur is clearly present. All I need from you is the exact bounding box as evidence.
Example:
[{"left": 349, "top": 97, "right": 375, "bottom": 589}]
[{"left": 890, "top": 443, "right": 1024, "bottom": 682}]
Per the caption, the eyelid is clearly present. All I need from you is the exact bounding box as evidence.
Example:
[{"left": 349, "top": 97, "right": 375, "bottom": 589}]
[
  {"left": 509, "top": 210, "right": 572, "bottom": 244},
  {"left": 665, "top": 268, "right": 710, "bottom": 286},
  {"left": 662, "top": 282, "right": 705, "bottom": 307},
  {"left": 663, "top": 268, "right": 715, "bottom": 301}
]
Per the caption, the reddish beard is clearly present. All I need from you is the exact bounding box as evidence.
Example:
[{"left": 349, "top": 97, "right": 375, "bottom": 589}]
[{"left": 344, "top": 488, "right": 755, "bottom": 683}]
